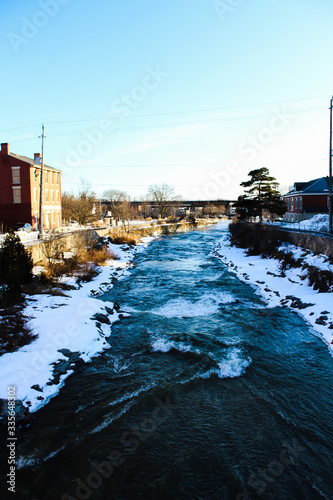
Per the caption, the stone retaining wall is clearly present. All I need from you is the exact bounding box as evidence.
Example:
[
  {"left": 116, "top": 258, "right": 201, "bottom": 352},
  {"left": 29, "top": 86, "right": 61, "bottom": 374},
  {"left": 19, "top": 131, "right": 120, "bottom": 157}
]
[{"left": 27, "top": 220, "right": 218, "bottom": 264}]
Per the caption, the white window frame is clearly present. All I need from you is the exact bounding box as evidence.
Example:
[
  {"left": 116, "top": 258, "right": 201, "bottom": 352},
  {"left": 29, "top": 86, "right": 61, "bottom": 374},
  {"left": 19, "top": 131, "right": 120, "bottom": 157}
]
[
  {"left": 12, "top": 166, "right": 20, "bottom": 184},
  {"left": 45, "top": 189, "right": 49, "bottom": 202},
  {"left": 34, "top": 188, "right": 38, "bottom": 202},
  {"left": 51, "top": 190, "right": 54, "bottom": 202},
  {"left": 12, "top": 186, "right": 21, "bottom": 203},
  {"left": 299, "top": 197, "right": 302, "bottom": 210}
]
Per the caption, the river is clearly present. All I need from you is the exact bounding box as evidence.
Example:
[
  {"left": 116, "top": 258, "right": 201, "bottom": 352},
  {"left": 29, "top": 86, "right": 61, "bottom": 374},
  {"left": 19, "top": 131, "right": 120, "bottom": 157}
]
[{"left": 2, "top": 223, "right": 333, "bottom": 500}]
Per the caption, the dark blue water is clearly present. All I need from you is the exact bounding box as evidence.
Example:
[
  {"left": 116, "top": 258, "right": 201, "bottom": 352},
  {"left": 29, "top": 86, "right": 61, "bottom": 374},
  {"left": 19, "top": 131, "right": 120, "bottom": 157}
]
[{"left": 2, "top": 224, "right": 333, "bottom": 499}]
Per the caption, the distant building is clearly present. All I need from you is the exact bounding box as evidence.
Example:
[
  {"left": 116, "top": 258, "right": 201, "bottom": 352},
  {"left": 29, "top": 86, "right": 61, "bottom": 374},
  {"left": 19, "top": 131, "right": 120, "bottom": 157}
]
[
  {"left": 282, "top": 177, "right": 330, "bottom": 222},
  {"left": 0, "top": 142, "right": 62, "bottom": 231}
]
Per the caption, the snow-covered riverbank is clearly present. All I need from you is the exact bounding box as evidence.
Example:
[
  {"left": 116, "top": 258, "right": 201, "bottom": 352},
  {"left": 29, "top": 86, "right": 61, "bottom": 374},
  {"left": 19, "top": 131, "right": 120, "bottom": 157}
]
[
  {"left": 213, "top": 229, "right": 333, "bottom": 354},
  {"left": 0, "top": 238, "right": 154, "bottom": 414}
]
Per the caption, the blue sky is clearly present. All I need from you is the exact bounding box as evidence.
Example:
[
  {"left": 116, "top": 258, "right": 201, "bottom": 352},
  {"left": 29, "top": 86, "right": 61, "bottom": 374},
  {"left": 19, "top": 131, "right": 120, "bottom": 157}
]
[{"left": 1, "top": 0, "right": 333, "bottom": 200}]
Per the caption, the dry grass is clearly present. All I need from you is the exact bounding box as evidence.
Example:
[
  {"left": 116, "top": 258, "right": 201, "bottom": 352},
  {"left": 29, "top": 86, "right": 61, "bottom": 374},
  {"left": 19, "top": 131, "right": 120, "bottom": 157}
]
[
  {"left": 107, "top": 230, "right": 141, "bottom": 245},
  {"left": 41, "top": 240, "right": 118, "bottom": 282}
]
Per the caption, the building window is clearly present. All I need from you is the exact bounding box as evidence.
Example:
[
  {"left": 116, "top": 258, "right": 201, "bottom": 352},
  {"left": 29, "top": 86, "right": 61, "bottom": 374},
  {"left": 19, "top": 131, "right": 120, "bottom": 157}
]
[
  {"left": 12, "top": 166, "right": 20, "bottom": 184},
  {"left": 286, "top": 198, "right": 289, "bottom": 209},
  {"left": 52, "top": 211, "right": 55, "bottom": 224},
  {"left": 295, "top": 197, "right": 297, "bottom": 209},
  {"left": 45, "top": 170, "right": 48, "bottom": 183},
  {"left": 291, "top": 198, "right": 293, "bottom": 210},
  {"left": 51, "top": 190, "right": 54, "bottom": 202},
  {"left": 34, "top": 211, "right": 39, "bottom": 229},
  {"left": 34, "top": 188, "right": 38, "bottom": 202},
  {"left": 299, "top": 197, "right": 302, "bottom": 210},
  {"left": 55, "top": 173, "right": 58, "bottom": 184},
  {"left": 56, "top": 190, "right": 59, "bottom": 202},
  {"left": 45, "top": 189, "right": 49, "bottom": 202},
  {"left": 13, "top": 187, "right": 21, "bottom": 203}
]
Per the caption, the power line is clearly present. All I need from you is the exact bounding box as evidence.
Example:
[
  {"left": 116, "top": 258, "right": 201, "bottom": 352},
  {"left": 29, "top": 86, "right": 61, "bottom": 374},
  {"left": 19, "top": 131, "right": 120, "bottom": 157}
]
[
  {"left": 61, "top": 182, "right": 243, "bottom": 187},
  {"left": 4, "top": 105, "right": 326, "bottom": 144},
  {"left": 46, "top": 106, "right": 327, "bottom": 136},
  {"left": 0, "top": 95, "right": 328, "bottom": 135},
  {"left": 53, "top": 159, "right": 327, "bottom": 169}
]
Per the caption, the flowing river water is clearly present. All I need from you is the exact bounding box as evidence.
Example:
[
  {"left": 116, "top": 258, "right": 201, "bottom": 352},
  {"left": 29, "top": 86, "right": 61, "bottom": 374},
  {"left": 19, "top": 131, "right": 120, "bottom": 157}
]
[{"left": 2, "top": 223, "right": 333, "bottom": 499}]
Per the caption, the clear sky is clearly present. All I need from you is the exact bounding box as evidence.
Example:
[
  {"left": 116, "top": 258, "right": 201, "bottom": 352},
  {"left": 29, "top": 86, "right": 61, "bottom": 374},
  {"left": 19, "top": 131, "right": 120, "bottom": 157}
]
[{"left": 1, "top": 0, "right": 333, "bottom": 200}]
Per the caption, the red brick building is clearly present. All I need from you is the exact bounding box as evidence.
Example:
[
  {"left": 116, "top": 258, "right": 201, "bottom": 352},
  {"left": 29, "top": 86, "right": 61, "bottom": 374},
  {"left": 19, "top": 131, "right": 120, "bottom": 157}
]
[
  {"left": 0, "top": 142, "right": 62, "bottom": 231},
  {"left": 282, "top": 177, "right": 330, "bottom": 223}
]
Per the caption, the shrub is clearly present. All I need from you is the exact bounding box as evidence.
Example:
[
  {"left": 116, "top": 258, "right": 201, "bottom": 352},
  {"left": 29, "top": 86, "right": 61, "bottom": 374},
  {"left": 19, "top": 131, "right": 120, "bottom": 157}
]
[
  {"left": 307, "top": 267, "right": 333, "bottom": 293},
  {"left": 42, "top": 230, "right": 66, "bottom": 264},
  {"left": 0, "top": 309, "right": 37, "bottom": 355},
  {"left": 229, "top": 222, "right": 284, "bottom": 256},
  {"left": 276, "top": 250, "right": 302, "bottom": 271},
  {"left": 41, "top": 240, "right": 117, "bottom": 282},
  {"left": 0, "top": 232, "right": 33, "bottom": 302}
]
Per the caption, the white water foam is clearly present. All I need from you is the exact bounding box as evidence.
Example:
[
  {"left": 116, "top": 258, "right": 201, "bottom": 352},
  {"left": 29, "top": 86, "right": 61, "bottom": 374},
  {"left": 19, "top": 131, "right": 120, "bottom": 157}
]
[
  {"left": 151, "top": 338, "right": 192, "bottom": 353},
  {"left": 152, "top": 292, "right": 235, "bottom": 318},
  {"left": 215, "top": 348, "right": 251, "bottom": 378}
]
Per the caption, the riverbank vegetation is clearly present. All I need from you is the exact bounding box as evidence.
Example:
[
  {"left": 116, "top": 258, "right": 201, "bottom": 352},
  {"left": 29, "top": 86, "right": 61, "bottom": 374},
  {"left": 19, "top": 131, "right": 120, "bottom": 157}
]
[{"left": 229, "top": 222, "right": 333, "bottom": 292}]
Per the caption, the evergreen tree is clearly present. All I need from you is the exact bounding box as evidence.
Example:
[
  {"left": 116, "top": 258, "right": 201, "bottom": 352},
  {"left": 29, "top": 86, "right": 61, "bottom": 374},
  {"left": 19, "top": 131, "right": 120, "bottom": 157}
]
[
  {"left": 236, "top": 168, "right": 286, "bottom": 222},
  {"left": 0, "top": 232, "right": 33, "bottom": 298}
]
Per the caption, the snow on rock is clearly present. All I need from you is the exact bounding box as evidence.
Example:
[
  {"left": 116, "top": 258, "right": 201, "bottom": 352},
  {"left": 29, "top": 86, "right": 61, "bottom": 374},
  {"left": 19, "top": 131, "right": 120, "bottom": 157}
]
[
  {"left": 0, "top": 237, "right": 154, "bottom": 414},
  {"left": 213, "top": 234, "right": 333, "bottom": 354}
]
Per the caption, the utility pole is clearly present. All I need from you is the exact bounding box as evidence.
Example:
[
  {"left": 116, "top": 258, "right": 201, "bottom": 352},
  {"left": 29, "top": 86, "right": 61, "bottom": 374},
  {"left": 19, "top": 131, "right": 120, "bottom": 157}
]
[
  {"left": 38, "top": 124, "right": 45, "bottom": 238},
  {"left": 329, "top": 97, "right": 333, "bottom": 234}
]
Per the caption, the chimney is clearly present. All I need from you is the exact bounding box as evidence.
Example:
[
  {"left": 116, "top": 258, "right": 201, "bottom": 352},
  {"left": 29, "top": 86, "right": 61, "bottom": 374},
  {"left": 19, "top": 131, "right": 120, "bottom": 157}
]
[
  {"left": 1, "top": 143, "right": 9, "bottom": 155},
  {"left": 34, "top": 153, "right": 41, "bottom": 164}
]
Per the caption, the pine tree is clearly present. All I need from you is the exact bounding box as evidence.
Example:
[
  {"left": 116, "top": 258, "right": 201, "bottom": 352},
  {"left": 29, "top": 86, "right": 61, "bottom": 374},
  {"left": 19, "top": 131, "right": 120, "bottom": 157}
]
[
  {"left": 0, "top": 232, "right": 33, "bottom": 298},
  {"left": 236, "top": 168, "right": 286, "bottom": 222}
]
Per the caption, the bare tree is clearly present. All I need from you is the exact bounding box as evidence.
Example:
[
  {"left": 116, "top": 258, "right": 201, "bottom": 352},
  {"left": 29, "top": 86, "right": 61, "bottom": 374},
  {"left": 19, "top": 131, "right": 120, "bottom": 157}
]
[
  {"left": 61, "top": 192, "right": 76, "bottom": 224},
  {"left": 203, "top": 203, "right": 220, "bottom": 217},
  {"left": 102, "top": 189, "right": 128, "bottom": 219},
  {"left": 117, "top": 200, "right": 135, "bottom": 232},
  {"left": 147, "top": 183, "right": 179, "bottom": 219},
  {"left": 42, "top": 230, "right": 66, "bottom": 265},
  {"left": 138, "top": 195, "right": 151, "bottom": 220},
  {"left": 62, "top": 178, "right": 97, "bottom": 225}
]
